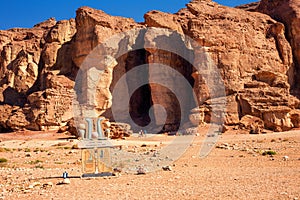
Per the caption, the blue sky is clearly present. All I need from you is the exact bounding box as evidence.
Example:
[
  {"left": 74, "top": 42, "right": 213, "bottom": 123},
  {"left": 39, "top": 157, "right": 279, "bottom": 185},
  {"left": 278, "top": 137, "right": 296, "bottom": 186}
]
[{"left": 0, "top": 0, "right": 254, "bottom": 30}]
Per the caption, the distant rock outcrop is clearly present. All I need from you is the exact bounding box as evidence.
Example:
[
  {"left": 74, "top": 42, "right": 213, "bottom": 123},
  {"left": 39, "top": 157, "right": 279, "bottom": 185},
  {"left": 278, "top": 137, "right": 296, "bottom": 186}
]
[{"left": 0, "top": 0, "right": 300, "bottom": 134}]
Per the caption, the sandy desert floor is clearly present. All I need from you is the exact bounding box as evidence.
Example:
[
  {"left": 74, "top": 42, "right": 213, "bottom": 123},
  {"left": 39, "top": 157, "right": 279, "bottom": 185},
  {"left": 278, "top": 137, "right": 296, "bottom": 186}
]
[{"left": 0, "top": 128, "right": 299, "bottom": 200}]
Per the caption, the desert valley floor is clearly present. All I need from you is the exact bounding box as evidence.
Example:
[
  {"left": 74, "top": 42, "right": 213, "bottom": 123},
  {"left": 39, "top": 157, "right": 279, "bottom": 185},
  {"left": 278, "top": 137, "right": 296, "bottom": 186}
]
[{"left": 0, "top": 128, "right": 299, "bottom": 200}]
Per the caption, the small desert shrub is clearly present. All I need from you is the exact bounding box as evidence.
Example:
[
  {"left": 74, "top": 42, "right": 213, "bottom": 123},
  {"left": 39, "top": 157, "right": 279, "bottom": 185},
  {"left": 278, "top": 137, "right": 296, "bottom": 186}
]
[
  {"left": 0, "top": 148, "right": 11, "bottom": 152},
  {"left": 35, "top": 165, "right": 44, "bottom": 169},
  {"left": 29, "top": 160, "right": 43, "bottom": 165},
  {"left": 24, "top": 148, "right": 31, "bottom": 152},
  {"left": 262, "top": 150, "right": 277, "bottom": 156},
  {"left": 56, "top": 146, "right": 71, "bottom": 150},
  {"left": 0, "top": 158, "right": 8, "bottom": 163},
  {"left": 0, "top": 148, "right": 10, "bottom": 152}
]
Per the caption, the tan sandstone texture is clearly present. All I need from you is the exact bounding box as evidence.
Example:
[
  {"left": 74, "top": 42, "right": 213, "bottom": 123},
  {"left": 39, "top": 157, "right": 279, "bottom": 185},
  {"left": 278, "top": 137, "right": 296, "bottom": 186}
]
[
  {"left": 256, "top": 0, "right": 300, "bottom": 93},
  {"left": 0, "top": 0, "right": 300, "bottom": 135}
]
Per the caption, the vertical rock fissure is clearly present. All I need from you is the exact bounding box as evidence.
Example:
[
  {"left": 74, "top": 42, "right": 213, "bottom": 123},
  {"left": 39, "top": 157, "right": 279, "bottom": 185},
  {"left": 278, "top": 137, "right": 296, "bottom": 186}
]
[
  {"left": 146, "top": 48, "right": 196, "bottom": 133},
  {"left": 126, "top": 49, "right": 153, "bottom": 129},
  {"left": 255, "top": 0, "right": 300, "bottom": 96}
]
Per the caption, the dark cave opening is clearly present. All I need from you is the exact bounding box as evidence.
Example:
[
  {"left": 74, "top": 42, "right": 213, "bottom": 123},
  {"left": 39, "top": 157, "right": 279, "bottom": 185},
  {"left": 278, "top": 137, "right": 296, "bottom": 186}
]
[
  {"left": 126, "top": 49, "right": 153, "bottom": 128},
  {"left": 103, "top": 48, "right": 197, "bottom": 133},
  {"left": 129, "top": 84, "right": 153, "bottom": 127}
]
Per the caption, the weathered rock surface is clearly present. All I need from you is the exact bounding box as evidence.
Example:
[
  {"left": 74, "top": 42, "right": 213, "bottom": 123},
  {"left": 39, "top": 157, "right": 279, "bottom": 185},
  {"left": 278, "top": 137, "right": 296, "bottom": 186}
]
[
  {"left": 235, "top": 2, "right": 260, "bottom": 12},
  {"left": 142, "top": 0, "right": 300, "bottom": 132},
  {"left": 0, "top": 0, "right": 300, "bottom": 134},
  {"left": 0, "top": 18, "right": 76, "bottom": 131},
  {"left": 239, "top": 115, "right": 264, "bottom": 134},
  {"left": 255, "top": 0, "right": 300, "bottom": 93},
  {"left": 72, "top": 7, "right": 142, "bottom": 68}
]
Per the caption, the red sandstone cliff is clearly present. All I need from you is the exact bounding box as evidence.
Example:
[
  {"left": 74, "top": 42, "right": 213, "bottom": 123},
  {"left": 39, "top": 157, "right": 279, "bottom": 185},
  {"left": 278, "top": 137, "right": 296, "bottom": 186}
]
[{"left": 0, "top": 0, "right": 299, "bottom": 134}]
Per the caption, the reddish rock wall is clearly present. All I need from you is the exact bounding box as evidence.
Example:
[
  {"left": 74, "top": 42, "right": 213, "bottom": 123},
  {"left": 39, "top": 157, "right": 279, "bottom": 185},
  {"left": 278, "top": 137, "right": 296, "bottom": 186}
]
[{"left": 0, "top": 0, "right": 300, "bottom": 133}]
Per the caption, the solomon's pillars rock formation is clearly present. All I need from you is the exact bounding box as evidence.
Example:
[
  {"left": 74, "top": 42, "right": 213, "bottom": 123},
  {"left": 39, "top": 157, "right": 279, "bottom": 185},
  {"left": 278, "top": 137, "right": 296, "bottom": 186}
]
[{"left": 1, "top": 0, "right": 300, "bottom": 133}]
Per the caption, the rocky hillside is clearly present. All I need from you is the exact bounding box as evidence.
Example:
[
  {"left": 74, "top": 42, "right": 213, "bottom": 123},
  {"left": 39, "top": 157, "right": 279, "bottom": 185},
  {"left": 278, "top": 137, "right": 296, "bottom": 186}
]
[{"left": 0, "top": 0, "right": 299, "bottom": 134}]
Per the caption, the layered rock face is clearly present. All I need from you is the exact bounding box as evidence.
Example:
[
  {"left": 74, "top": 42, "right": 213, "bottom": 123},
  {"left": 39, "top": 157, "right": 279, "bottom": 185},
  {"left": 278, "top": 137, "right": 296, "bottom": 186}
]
[
  {"left": 145, "top": 0, "right": 299, "bottom": 132},
  {"left": 0, "top": 0, "right": 300, "bottom": 134},
  {"left": 0, "top": 18, "right": 76, "bottom": 131},
  {"left": 255, "top": 0, "right": 300, "bottom": 93}
]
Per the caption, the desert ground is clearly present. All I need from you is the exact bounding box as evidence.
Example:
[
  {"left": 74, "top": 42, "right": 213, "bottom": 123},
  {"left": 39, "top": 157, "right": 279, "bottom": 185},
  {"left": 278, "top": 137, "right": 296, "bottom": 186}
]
[{"left": 0, "top": 128, "right": 299, "bottom": 200}]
